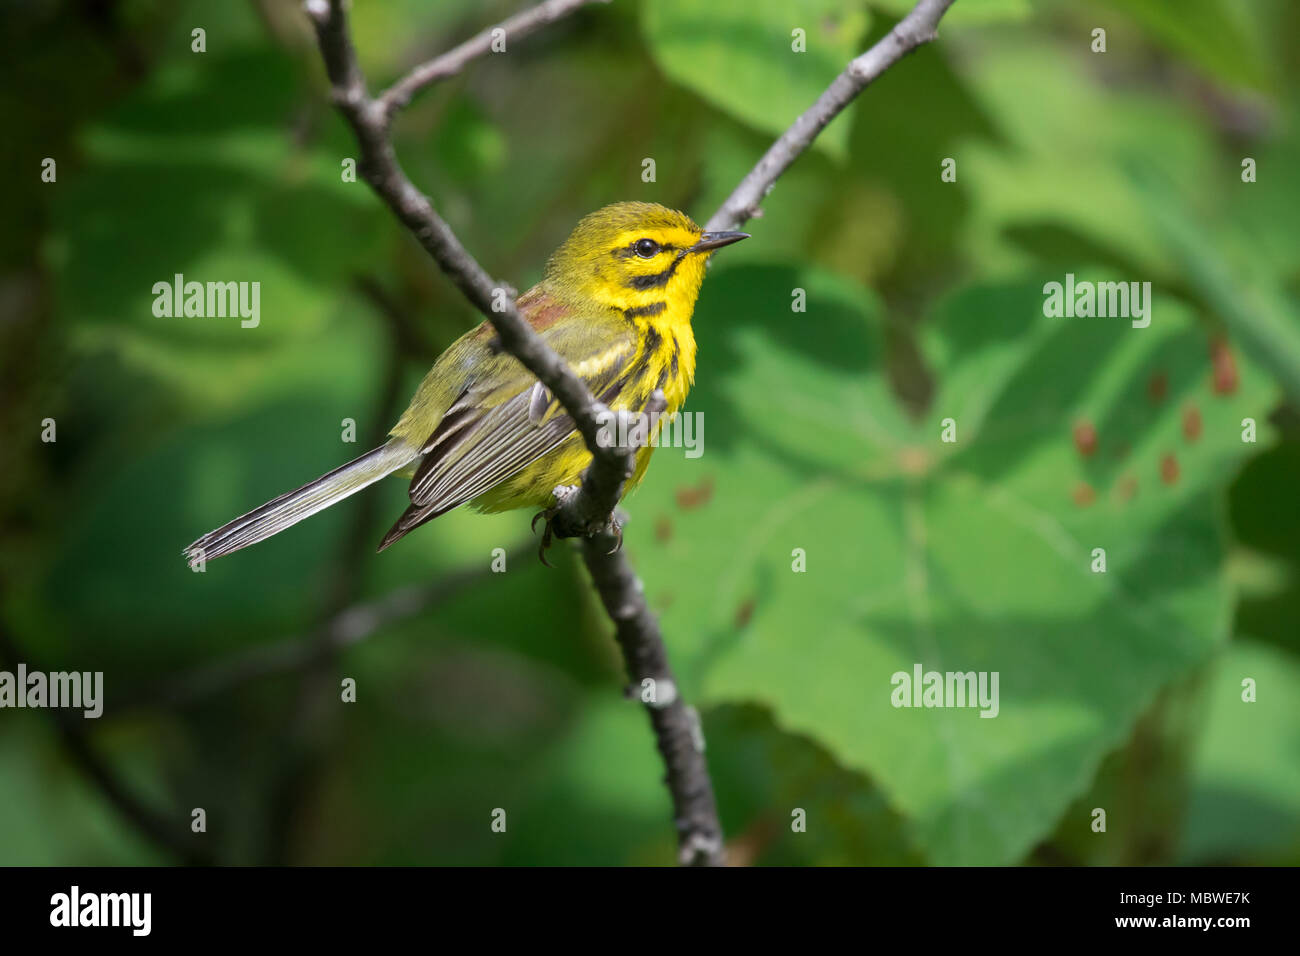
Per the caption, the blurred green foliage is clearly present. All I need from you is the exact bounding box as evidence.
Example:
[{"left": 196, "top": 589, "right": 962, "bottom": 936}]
[{"left": 1, "top": 0, "right": 1297, "bottom": 865}]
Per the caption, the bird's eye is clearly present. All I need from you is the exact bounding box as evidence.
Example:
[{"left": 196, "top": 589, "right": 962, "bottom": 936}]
[{"left": 634, "top": 238, "right": 660, "bottom": 258}]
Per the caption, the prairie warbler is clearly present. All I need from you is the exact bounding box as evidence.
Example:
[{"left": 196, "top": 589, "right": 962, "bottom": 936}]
[{"left": 184, "top": 202, "right": 747, "bottom": 564}]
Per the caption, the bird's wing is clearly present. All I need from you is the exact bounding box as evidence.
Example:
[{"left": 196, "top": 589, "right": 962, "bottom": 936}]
[{"left": 379, "top": 310, "right": 640, "bottom": 549}]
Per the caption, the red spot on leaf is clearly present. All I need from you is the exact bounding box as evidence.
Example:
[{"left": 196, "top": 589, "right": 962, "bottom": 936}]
[
  {"left": 1073, "top": 421, "right": 1098, "bottom": 457},
  {"left": 1117, "top": 475, "right": 1138, "bottom": 502},
  {"left": 1182, "top": 405, "right": 1202, "bottom": 442},
  {"left": 734, "top": 598, "right": 755, "bottom": 629},
  {"left": 654, "top": 515, "right": 673, "bottom": 543},
  {"left": 1072, "top": 482, "right": 1096, "bottom": 507},
  {"left": 1210, "top": 337, "right": 1238, "bottom": 395},
  {"left": 1148, "top": 371, "right": 1168, "bottom": 403},
  {"left": 1160, "top": 453, "right": 1180, "bottom": 485},
  {"left": 675, "top": 475, "right": 715, "bottom": 511}
]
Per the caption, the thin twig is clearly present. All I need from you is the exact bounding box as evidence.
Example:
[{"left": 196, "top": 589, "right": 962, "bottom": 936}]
[
  {"left": 377, "top": 0, "right": 608, "bottom": 118},
  {"left": 121, "top": 550, "right": 527, "bottom": 717},
  {"left": 705, "top": 0, "right": 958, "bottom": 232}
]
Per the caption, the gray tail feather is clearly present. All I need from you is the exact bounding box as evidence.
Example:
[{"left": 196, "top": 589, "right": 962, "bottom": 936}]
[{"left": 184, "top": 438, "right": 417, "bottom": 565}]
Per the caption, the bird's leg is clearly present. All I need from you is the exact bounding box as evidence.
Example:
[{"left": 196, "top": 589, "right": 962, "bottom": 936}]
[
  {"left": 532, "top": 489, "right": 630, "bottom": 564},
  {"left": 531, "top": 484, "right": 580, "bottom": 567}
]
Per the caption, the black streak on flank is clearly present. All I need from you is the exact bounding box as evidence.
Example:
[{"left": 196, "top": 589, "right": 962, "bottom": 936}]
[
  {"left": 656, "top": 334, "right": 680, "bottom": 391},
  {"left": 627, "top": 252, "right": 686, "bottom": 290},
  {"left": 642, "top": 324, "right": 663, "bottom": 357},
  {"left": 624, "top": 301, "right": 666, "bottom": 320}
]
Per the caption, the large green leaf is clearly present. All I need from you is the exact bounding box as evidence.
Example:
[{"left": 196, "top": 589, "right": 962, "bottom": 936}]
[
  {"left": 955, "top": 42, "right": 1216, "bottom": 275},
  {"left": 623, "top": 263, "right": 1275, "bottom": 864},
  {"left": 955, "top": 40, "right": 1300, "bottom": 402},
  {"left": 1101, "top": 0, "right": 1276, "bottom": 92},
  {"left": 49, "top": 43, "right": 388, "bottom": 415},
  {"left": 706, "top": 703, "right": 923, "bottom": 864},
  {"left": 1179, "top": 638, "right": 1300, "bottom": 863},
  {"left": 1131, "top": 163, "right": 1300, "bottom": 406},
  {"left": 641, "top": 0, "right": 869, "bottom": 160}
]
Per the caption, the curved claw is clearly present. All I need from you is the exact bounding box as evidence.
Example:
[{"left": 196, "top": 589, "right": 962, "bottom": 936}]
[
  {"left": 531, "top": 510, "right": 545, "bottom": 535},
  {"left": 606, "top": 522, "right": 624, "bottom": 555},
  {"left": 534, "top": 504, "right": 559, "bottom": 568}
]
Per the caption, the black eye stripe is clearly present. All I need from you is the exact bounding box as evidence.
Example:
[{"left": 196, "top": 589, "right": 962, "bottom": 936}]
[{"left": 611, "top": 240, "right": 678, "bottom": 258}]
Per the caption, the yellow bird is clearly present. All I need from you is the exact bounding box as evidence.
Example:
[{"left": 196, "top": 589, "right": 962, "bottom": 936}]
[{"left": 184, "top": 202, "right": 747, "bottom": 565}]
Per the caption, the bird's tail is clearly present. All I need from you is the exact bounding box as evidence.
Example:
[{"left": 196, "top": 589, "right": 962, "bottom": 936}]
[{"left": 184, "top": 438, "right": 417, "bottom": 565}]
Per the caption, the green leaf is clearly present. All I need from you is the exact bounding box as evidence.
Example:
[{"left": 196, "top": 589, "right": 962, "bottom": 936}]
[
  {"left": 47, "top": 48, "right": 388, "bottom": 414},
  {"left": 45, "top": 308, "right": 386, "bottom": 671},
  {"left": 624, "top": 263, "right": 1276, "bottom": 864},
  {"left": 1180, "top": 638, "right": 1300, "bottom": 863},
  {"left": 640, "top": 0, "right": 869, "bottom": 161},
  {"left": 955, "top": 42, "right": 1216, "bottom": 275},
  {"left": 1130, "top": 162, "right": 1300, "bottom": 406},
  {"left": 707, "top": 704, "right": 924, "bottom": 865},
  {"left": 956, "top": 44, "right": 1300, "bottom": 404},
  {"left": 1101, "top": 0, "right": 1275, "bottom": 92},
  {"left": 1228, "top": 443, "right": 1300, "bottom": 654},
  {"left": 0, "top": 719, "right": 164, "bottom": 864}
]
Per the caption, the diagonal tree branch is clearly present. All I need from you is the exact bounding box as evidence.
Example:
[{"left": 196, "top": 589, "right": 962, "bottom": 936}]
[
  {"left": 377, "top": 0, "right": 609, "bottom": 118},
  {"left": 304, "top": 0, "right": 720, "bottom": 865},
  {"left": 119, "top": 545, "right": 530, "bottom": 715},
  {"left": 706, "top": 0, "right": 958, "bottom": 233},
  {"left": 300, "top": 0, "right": 958, "bottom": 866}
]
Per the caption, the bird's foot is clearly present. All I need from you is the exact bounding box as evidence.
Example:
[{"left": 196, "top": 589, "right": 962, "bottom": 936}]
[
  {"left": 603, "top": 509, "right": 627, "bottom": 555},
  {"left": 531, "top": 485, "right": 580, "bottom": 567},
  {"left": 531, "top": 488, "right": 628, "bottom": 564}
]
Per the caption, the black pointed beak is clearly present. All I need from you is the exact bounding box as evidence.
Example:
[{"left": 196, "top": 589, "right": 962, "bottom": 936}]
[{"left": 690, "top": 231, "right": 750, "bottom": 254}]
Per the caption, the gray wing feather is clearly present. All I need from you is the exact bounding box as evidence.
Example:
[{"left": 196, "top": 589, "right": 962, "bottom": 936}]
[
  {"left": 376, "top": 319, "right": 641, "bottom": 552},
  {"left": 411, "top": 389, "right": 574, "bottom": 508},
  {"left": 407, "top": 337, "right": 636, "bottom": 513}
]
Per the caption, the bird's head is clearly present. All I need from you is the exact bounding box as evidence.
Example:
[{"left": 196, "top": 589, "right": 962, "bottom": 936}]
[{"left": 544, "top": 202, "right": 748, "bottom": 315}]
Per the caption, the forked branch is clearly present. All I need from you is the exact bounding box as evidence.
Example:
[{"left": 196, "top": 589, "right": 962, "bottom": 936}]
[{"left": 302, "top": 0, "right": 957, "bottom": 866}]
